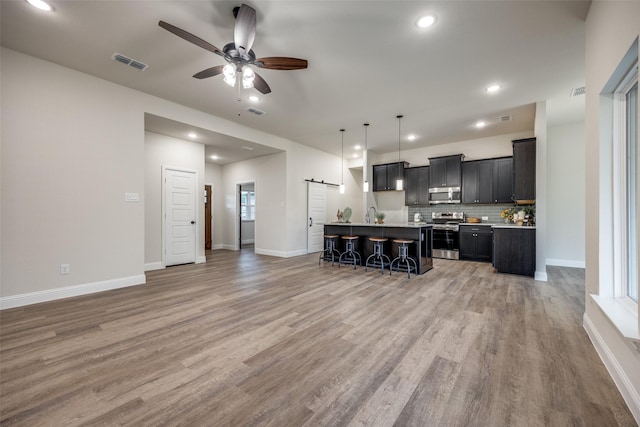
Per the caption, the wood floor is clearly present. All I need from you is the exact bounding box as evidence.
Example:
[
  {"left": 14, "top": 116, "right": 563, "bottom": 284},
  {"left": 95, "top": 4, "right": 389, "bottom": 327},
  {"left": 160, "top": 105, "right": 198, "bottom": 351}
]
[{"left": 0, "top": 250, "right": 637, "bottom": 426}]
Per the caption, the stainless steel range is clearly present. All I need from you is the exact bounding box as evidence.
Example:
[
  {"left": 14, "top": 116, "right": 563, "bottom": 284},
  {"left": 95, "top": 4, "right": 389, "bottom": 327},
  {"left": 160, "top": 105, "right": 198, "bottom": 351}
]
[{"left": 431, "top": 212, "right": 464, "bottom": 260}]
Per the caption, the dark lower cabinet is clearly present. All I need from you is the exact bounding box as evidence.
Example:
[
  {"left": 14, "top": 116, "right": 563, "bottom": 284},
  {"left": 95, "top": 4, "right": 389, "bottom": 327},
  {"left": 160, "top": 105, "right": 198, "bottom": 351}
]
[
  {"left": 493, "top": 227, "right": 536, "bottom": 276},
  {"left": 459, "top": 225, "right": 493, "bottom": 262}
]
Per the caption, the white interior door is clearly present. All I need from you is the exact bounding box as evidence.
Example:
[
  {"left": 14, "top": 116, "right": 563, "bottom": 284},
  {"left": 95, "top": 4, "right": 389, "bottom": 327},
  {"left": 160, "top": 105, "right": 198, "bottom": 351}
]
[
  {"left": 307, "top": 182, "right": 327, "bottom": 253},
  {"left": 164, "top": 168, "right": 196, "bottom": 266}
]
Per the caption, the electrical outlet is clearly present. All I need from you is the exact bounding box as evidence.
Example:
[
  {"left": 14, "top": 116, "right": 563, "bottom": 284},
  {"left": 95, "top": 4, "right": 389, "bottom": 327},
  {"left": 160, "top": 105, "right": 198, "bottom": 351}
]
[
  {"left": 482, "top": 216, "right": 489, "bottom": 221},
  {"left": 125, "top": 192, "right": 139, "bottom": 202},
  {"left": 60, "top": 264, "right": 70, "bottom": 275}
]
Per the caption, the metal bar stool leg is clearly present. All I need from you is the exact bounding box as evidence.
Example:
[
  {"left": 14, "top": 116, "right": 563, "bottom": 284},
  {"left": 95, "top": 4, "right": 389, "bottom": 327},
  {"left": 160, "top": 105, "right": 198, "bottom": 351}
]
[
  {"left": 390, "top": 239, "right": 417, "bottom": 278},
  {"left": 320, "top": 235, "right": 340, "bottom": 266},
  {"left": 338, "top": 236, "right": 361, "bottom": 270},
  {"left": 365, "top": 238, "right": 390, "bottom": 274}
]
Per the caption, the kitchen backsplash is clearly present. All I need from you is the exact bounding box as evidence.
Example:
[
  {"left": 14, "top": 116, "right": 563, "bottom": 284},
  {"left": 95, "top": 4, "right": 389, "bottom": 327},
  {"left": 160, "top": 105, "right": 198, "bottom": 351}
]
[{"left": 408, "top": 203, "right": 518, "bottom": 224}]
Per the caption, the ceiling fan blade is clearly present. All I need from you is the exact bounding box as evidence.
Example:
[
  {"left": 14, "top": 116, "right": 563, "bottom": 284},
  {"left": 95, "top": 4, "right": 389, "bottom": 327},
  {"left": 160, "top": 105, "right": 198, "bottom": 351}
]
[
  {"left": 253, "top": 72, "right": 271, "bottom": 94},
  {"left": 234, "top": 4, "right": 257, "bottom": 56},
  {"left": 193, "top": 65, "right": 225, "bottom": 79},
  {"left": 159, "top": 20, "right": 224, "bottom": 57},
  {"left": 255, "top": 57, "right": 308, "bottom": 70}
]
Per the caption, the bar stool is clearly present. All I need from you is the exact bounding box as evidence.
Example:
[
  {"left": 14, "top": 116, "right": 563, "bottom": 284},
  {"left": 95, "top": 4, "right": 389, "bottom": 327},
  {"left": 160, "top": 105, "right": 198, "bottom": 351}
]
[
  {"left": 390, "top": 239, "right": 418, "bottom": 279},
  {"left": 319, "top": 234, "right": 341, "bottom": 266},
  {"left": 365, "top": 237, "right": 391, "bottom": 274},
  {"left": 338, "top": 236, "right": 361, "bottom": 269}
]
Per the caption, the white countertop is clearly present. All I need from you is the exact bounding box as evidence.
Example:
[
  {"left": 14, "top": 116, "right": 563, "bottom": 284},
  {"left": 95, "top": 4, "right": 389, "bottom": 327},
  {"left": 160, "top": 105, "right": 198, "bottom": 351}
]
[
  {"left": 328, "top": 222, "right": 432, "bottom": 228},
  {"left": 492, "top": 224, "right": 536, "bottom": 229},
  {"left": 461, "top": 222, "right": 536, "bottom": 229}
]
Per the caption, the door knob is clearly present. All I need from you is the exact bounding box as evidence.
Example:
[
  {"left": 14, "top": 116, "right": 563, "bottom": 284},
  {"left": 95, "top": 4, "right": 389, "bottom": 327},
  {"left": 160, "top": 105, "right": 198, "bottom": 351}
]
[{"left": 190, "top": 220, "right": 196, "bottom": 224}]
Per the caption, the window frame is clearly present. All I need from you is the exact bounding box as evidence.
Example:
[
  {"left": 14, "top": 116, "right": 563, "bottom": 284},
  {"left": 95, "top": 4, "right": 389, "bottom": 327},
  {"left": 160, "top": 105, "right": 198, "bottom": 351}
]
[
  {"left": 613, "top": 68, "right": 638, "bottom": 309},
  {"left": 591, "top": 39, "right": 639, "bottom": 343}
]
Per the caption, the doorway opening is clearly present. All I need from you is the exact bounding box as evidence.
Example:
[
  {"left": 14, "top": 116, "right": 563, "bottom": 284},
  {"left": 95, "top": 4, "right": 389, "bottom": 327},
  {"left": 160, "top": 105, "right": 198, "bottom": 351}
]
[
  {"left": 237, "top": 182, "right": 255, "bottom": 251},
  {"left": 204, "top": 185, "right": 212, "bottom": 251}
]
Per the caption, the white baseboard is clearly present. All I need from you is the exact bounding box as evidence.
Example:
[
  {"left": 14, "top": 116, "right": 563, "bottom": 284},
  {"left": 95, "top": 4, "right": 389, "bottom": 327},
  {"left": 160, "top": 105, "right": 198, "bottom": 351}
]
[
  {"left": 220, "top": 244, "right": 236, "bottom": 251},
  {"left": 534, "top": 271, "right": 548, "bottom": 282},
  {"left": 0, "top": 274, "right": 146, "bottom": 310},
  {"left": 212, "top": 244, "right": 225, "bottom": 250},
  {"left": 254, "top": 248, "right": 308, "bottom": 258},
  {"left": 241, "top": 239, "right": 255, "bottom": 244},
  {"left": 196, "top": 256, "right": 206, "bottom": 264},
  {"left": 583, "top": 313, "right": 640, "bottom": 424},
  {"left": 144, "top": 262, "right": 165, "bottom": 272},
  {"left": 546, "top": 258, "right": 586, "bottom": 268},
  {"left": 286, "top": 249, "right": 309, "bottom": 258}
]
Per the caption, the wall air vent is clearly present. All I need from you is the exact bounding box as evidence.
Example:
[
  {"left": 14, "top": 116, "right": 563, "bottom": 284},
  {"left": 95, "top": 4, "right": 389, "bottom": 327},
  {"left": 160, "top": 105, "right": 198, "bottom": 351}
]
[
  {"left": 571, "top": 86, "right": 586, "bottom": 97},
  {"left": 245, "top": 107, "right": 266, "bottom": 116},
  {"left": 111, "top": 52, "right": 148, "bottom": 71},
  {"left": 499, "top": 115, "right": 512, "bottom": 122}
]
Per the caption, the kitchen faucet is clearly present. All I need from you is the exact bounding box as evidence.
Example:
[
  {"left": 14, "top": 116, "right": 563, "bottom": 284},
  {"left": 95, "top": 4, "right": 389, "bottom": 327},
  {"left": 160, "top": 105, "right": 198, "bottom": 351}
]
[{"left": 365, "top": 206, "right": 377, "bottom": 224}]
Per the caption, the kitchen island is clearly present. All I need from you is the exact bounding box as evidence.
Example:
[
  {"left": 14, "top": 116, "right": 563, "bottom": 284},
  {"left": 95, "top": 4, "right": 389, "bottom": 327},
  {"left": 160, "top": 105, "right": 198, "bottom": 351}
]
[{"left": 323, "top": 223, "right": 433, "bottom": 274}]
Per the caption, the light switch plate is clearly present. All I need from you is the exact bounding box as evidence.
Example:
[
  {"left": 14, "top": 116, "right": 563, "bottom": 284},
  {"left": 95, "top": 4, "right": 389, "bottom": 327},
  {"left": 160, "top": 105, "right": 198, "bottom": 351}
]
[
  {"left": 482, "top": 216, "right": 489, "bottom": 221},
  {"left": 125, "top": 192, "right": 139, "bottom": 202}
]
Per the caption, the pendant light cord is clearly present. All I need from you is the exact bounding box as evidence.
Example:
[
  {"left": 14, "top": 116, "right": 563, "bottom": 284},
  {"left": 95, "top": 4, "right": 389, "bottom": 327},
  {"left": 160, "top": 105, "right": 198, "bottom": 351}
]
[
  {"left": 340, "top": 129, "right": 345, "bottom": 184},
  {"left": 397, "top": 115, "right": 403, "bottom": 162},
  {"left": 364, "top": 123, "right": 369, "bottom": 150}
]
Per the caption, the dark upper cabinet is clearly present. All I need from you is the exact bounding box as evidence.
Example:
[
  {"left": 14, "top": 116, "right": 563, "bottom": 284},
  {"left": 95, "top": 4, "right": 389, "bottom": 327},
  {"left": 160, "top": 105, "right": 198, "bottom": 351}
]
[
  {"left": 512, "top": 138, "right": 536, "bottom": 202},
  {"left": 429, "top": 155, "right": 463, "bottom": 188},
  {"left": 405, "top": 166, "right": 430, "bottom": 205},
  {"left": 462, "top": 160, "right": 494, "bottom": 204},
  {"left": 459, "top": 225, "right": 493, "bottom": 262},
  {"left": 372, "top": 164, "right": 387, "bottom": 192},
  {"left": 493, "top": 157, "right": 514, "bottom": 203},
  {"left": 373, "top": 162, "right": 408, "bottom": 191}
]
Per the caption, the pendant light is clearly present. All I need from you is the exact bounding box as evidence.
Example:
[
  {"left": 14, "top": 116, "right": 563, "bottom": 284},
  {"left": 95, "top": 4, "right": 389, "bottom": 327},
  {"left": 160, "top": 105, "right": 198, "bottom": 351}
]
[
  {"left": 396, "top": 115, "right": 404, "bottom": 191},
  {"left": 363, "top": 123, "right": 370, "bottom": 193},
  {"left": 339, "top": 129, "right": 345, "bottom": 194}
]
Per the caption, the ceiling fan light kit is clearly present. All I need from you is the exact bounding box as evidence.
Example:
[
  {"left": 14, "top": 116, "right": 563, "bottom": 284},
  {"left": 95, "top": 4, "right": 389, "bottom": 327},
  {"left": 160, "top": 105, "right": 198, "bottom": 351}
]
[{"left": 158, "top": 4, "right": 307, "bottom": 96}]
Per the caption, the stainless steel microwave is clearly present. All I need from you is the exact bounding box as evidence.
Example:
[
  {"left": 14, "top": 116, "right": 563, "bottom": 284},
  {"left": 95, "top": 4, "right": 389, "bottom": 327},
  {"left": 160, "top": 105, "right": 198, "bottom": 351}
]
[{"left": 428, "top": 186, "right": 461, "bottom": 204}]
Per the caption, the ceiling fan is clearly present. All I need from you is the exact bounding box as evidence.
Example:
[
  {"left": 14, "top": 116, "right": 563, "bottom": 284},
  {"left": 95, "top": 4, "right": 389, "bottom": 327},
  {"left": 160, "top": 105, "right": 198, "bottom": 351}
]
[{"left": 159, "top": 4, "right": 308, "bottom": 95}]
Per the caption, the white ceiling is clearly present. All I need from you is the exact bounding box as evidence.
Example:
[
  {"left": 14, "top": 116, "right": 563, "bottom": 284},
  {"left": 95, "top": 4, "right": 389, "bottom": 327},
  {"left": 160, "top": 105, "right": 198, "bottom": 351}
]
[{"left": 1, "top": 0, "right": 589, "bottom": 164}]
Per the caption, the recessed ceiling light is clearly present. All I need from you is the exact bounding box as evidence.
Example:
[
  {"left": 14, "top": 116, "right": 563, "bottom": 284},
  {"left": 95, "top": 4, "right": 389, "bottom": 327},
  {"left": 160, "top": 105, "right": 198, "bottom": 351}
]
[
  {"left": 188, "top": 132, "right": 197, "bottom": 138},
  {"left": 248, "top": 95, "right": 259, "bottom": 102},
  {"left": 407, "top": 134, "right": 417, "bottom": 141},
  {"left": 352, "top": 153, "right": 359, "bottom": 158},
  {"left": 475, "top": 121, "right": 487, "bottom": 128},
  {"left": 486, "top": 84, "right": 501, "bottom": 93},
  {"left": 210, "top": 155, "right": 219, "bottom": 160},
  {"left": 26, "top": 0, "right": 53, "bottom": 11},
  {"left": 354, "top": 145, "right": 361, "bottom": 150},
  {"left": 416, "top": 15, "right": 436, "bottom": 28}
]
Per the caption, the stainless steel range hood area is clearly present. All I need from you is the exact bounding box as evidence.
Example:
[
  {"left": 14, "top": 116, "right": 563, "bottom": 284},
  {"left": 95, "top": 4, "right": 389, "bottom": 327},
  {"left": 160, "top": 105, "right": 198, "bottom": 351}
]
[
  {"left": 427, "top": 154, "right": 464, "bottom": 204},
  {"left": 428, "top": 187, "right": 461, "bottom": 204}
]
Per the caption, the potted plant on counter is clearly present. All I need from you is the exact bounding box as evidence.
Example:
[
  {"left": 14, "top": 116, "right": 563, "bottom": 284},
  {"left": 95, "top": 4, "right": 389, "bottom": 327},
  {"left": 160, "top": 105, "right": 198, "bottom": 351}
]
[{"left": 375, "top": 212, "right": 386, "bottom": 224}]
